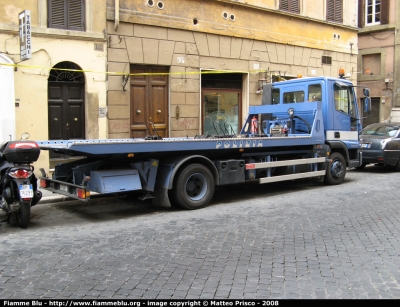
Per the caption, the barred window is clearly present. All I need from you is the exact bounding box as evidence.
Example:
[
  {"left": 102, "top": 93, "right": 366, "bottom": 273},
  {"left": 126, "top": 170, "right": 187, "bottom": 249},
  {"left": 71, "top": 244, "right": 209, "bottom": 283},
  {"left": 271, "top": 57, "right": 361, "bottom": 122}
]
[
  {"left": 322, "top": 55, "right": 332, "bottom": 65},
  {"left": 48, "top": 0, "right": 85, "bottom": 31},
  {"left": 280, "top": 0, "right": 300, "bottom": 14},
  {"left": 326, "top": 0, "right": 343, "bottom": 23}
]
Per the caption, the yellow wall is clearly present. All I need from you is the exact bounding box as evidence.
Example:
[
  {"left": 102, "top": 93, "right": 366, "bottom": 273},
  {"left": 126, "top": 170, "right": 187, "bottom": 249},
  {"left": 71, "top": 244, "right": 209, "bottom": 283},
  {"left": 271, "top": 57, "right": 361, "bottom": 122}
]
[
  {"left": 1, "top": 0, "right": 38, "bottom": 26},
  {"left": 0, "top": 0, "right": 107, "bottom": 173},
  {"left": 114, "top": 0, "right": 358, "bottom": 54}
]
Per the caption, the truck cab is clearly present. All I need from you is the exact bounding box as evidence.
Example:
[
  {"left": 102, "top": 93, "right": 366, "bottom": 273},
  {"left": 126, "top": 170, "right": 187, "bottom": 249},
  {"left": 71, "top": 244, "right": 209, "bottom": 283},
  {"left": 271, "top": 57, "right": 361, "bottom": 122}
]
[{"left": 257, "top": 75, "right": 367, "bottom": 168}]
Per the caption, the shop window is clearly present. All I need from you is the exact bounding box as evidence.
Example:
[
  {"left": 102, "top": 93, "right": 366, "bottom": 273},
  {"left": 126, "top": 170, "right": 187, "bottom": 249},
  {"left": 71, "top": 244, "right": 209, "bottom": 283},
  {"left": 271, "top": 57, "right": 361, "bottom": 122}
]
[
  {"left": 201, "top": 73, "right": 242, "bottom": 135},
  {"left": 48, "top": 0, "right": 86, "bottom": 31},
  {"left": 203, "top": 91, "right": 241, "bottom": 135}
]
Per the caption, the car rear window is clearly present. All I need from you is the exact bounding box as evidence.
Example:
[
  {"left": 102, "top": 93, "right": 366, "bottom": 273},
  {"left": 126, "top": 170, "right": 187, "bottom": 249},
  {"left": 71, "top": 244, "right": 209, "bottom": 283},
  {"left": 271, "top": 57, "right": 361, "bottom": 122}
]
[{"left": 361, "top": 125, "right": 399, "bottom": 136}]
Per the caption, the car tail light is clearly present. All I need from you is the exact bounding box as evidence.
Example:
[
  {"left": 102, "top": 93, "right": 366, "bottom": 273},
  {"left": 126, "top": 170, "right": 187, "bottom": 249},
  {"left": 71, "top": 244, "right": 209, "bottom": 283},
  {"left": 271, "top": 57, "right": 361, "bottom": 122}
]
[{"left": 9, "top": 169, "right": 32, "bottom": 179}]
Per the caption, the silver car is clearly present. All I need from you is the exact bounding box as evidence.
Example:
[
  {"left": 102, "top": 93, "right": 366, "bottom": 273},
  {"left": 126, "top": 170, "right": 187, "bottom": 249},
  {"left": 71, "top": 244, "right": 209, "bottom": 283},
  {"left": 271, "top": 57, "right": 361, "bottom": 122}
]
[{"left": 358, "top": 122, "right": 400, "bottom": 170}]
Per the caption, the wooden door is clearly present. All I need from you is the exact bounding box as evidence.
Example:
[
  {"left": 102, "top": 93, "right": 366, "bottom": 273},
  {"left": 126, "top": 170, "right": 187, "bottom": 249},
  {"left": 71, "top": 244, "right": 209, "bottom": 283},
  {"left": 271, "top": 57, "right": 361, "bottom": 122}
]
[
  {"left": 130, "top": 65, "right": 169, "bottom": 138},
  {"left": 48, "top": 82, "right": 85, "bottom": 140}
]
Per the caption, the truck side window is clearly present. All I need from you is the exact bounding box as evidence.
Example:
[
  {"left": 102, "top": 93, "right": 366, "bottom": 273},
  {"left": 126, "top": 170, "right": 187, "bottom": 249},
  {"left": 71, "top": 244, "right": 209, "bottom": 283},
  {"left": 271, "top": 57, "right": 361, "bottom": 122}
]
[
  {"left": 308, "top": 84, "right": 321, "bottom": 101},
  {"left": 272, "top": 88, "right": 280, "bottom": 104},
  {"left": 334, "top": 85, "right": 356, "bottom": 119},
  {"left": 283, "top": 91, "right": 304, "bottom": 103}
]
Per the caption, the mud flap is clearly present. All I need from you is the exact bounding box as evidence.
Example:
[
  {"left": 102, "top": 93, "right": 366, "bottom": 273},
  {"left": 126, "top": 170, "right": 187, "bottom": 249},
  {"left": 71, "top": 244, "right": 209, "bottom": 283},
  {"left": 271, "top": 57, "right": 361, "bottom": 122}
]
[{"left": 151, "top": 186, "right": 171, "bottom": 208}]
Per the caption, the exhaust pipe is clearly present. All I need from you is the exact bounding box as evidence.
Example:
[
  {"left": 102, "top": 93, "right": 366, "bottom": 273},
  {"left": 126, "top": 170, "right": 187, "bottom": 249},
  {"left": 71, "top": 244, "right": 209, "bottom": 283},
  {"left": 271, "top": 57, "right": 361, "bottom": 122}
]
[{"left": 31, "top": 190, "right": 42, "bottom": 207}]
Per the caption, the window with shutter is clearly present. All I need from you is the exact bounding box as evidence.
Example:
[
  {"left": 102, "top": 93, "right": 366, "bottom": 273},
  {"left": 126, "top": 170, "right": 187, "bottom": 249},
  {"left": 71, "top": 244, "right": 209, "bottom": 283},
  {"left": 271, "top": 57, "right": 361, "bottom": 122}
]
[
  {"left": 364, "top": 0, "right": 388, "bottom": 26},
  {"left": 326, "top": 0, "right": 343, "bottom": 23},
  {"left": 48, "top": 0, "right": 85, "bottom": 31},
  {"left": 365, "top": 0, "right": 381, "bottom": 25},
  {"left": 279, "top": 0, "right": 300, "bottom": 14}
]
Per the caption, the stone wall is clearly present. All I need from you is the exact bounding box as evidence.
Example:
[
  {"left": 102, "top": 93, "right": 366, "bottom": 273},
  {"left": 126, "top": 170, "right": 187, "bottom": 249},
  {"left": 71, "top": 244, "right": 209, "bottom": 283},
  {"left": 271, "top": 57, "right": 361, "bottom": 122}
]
[{"left": 107, "top": 22, "right": 357, "bottom": 138}]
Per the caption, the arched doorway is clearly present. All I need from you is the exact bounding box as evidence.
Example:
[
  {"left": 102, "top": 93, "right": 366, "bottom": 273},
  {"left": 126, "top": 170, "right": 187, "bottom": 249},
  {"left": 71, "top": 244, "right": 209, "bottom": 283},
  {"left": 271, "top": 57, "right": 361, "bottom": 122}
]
[{"left": 48, "top": 61, "right": 85, "bottom": 159}]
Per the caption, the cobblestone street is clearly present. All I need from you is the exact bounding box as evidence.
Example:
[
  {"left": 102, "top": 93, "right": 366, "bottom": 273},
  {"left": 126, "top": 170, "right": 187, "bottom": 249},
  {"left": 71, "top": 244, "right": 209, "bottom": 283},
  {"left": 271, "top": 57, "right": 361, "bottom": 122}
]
[{"left": 0, "top": 166, "right": 399, "bottom": 299}]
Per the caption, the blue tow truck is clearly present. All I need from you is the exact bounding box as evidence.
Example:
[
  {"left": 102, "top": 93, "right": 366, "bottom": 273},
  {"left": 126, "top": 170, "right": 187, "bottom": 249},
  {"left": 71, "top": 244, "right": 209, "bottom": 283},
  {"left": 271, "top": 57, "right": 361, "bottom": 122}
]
[{"left": 37, "top": 73, "right": 371, "bottom": 209}]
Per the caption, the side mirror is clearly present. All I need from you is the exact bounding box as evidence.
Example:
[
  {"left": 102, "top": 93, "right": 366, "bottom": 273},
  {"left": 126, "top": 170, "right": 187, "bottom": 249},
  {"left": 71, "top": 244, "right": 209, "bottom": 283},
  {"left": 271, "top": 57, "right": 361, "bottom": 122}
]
[
  {"left": 363, "top": 88, "right": 370, "bottom": 97},
  {"left": 364, "top": 97, "right": 371, "bottom": 113}
]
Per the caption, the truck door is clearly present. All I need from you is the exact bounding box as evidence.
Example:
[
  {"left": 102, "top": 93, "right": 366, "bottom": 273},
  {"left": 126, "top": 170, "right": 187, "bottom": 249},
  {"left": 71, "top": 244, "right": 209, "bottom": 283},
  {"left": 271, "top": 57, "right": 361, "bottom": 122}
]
[{"left": 331, "top": 82, "right": 359, "bottom": 141}]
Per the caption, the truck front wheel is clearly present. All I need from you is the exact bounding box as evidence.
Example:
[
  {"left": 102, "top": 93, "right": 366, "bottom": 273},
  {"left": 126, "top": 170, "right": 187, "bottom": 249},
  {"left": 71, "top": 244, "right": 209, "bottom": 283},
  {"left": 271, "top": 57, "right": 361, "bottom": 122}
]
[
  {"left": 172, "top": 163, "right": 215, "bottom": 210},
  {"left": 324, "top": 152, "right": 346, "bottom": 185}
]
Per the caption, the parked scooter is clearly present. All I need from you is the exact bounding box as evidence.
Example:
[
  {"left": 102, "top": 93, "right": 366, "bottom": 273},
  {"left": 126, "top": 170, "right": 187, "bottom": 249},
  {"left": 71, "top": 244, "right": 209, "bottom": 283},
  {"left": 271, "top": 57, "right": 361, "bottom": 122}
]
[{"left": 0, "top": 134, "right": 42, "bottom": 228}]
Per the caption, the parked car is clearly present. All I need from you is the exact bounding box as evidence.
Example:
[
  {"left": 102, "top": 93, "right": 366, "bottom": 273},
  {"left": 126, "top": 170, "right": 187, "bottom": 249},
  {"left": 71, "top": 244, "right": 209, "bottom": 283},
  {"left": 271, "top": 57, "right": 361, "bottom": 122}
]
[{"left": 358, "top": 122, "right": 400, "bottom": 170}]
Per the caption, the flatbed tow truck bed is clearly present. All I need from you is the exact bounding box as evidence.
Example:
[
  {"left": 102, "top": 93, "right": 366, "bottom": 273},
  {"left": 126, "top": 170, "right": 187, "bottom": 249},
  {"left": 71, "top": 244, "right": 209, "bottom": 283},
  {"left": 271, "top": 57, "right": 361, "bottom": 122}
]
[{"left": 35, "top": 101, "right": 335, "bottom": 209}]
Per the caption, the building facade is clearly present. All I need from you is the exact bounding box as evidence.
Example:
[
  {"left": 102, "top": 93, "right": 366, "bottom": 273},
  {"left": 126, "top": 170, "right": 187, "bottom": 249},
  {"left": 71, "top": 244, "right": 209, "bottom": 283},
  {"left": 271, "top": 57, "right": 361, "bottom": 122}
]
[
  {"left": 0, "top": 0, "right": 362, "bottom": 173},
  {"left": 0, "top": 0, "right": 107, "bottom": 172},
  {"left": 357, "top": 0, "right": 400, "bottom": 125},
  {"left": 106, "top": 0, "right": 360, "bottom": 139}
]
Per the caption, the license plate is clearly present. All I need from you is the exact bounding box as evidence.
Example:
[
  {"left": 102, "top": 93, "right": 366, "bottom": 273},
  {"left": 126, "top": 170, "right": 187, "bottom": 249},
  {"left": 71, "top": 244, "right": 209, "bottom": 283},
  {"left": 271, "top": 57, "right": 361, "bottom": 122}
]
[
  {"left": 361, "top": 143, "right": 370, "bottom": 148},
  {"left": 60, "top": 184, "right": 69, "bottom": 192},
  {"left": 19, "top": 184, "right": 33, "bottom": 198}
]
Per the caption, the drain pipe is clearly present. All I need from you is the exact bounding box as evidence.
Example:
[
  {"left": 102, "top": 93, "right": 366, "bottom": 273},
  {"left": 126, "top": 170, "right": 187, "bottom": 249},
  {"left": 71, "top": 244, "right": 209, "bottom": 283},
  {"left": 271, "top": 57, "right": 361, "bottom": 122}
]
[{"left": 114, "top": 0, "right": 119, "bottom": 31}]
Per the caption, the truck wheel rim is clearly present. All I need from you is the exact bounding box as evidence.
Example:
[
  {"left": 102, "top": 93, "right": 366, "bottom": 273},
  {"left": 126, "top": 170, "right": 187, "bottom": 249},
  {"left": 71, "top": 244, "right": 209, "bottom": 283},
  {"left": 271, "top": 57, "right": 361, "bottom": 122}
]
[
  {"left": 331, "top": 161, "right": 344, "bottom": 178},
  {"left": 185, "top": 173, "right": 207, "bottom": 201}
]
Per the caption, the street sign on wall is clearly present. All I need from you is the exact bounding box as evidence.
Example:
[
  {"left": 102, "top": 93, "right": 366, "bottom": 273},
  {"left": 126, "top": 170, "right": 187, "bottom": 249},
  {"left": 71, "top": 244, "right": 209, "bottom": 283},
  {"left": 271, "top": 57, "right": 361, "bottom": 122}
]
[{"left": 19, "top": 10, "right": 32, "bottom": 61}]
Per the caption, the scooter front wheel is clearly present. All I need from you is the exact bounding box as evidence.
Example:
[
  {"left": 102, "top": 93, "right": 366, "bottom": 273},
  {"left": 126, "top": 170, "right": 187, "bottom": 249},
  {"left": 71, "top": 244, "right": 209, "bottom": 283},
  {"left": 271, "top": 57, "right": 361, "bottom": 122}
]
[{"left": 17, "top": 201, "right": 31, "bottom": 228}]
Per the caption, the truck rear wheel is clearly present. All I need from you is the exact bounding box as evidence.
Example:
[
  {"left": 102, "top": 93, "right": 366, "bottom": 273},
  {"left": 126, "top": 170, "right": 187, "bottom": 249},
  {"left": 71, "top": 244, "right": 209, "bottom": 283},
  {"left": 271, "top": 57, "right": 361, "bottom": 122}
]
[
  {"left": 324, "top": 152, "right": 346, "bottom": 185},
  {"left": 172, "top": 163, "right": 215, "bottom": 210}
]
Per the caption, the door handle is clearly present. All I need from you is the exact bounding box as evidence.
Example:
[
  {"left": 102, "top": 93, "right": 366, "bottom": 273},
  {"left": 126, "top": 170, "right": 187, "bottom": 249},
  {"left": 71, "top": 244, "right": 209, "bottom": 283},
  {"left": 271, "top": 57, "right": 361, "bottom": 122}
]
[
  {"left": 74, "top": 118, "right": 78, "bottom": 121},
  {"left": 66, "top": 123, "right": 69, "bottom": 127},
  {"left": 136, "top": 110, "right": 141, "bottom": 114},
  {"left": 157, "top": 110, "right": 161, "bottom": 114},
  {"left": 54, "top": 118, "right": 58, "bottom": 121},
  {"left": 334, "top": 132, "right": 340, "bottom": 138}
]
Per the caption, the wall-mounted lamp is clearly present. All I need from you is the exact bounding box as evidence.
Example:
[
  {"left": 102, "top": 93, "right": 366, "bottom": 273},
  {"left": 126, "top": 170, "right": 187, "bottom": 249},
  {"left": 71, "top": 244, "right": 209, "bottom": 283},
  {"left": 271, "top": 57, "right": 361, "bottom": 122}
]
[
  {"left": 385, "top": 79, "right": 392, "bottom": 89},
  {"left": 364, "top": 68, "right": 372, "bottom": 75}
]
